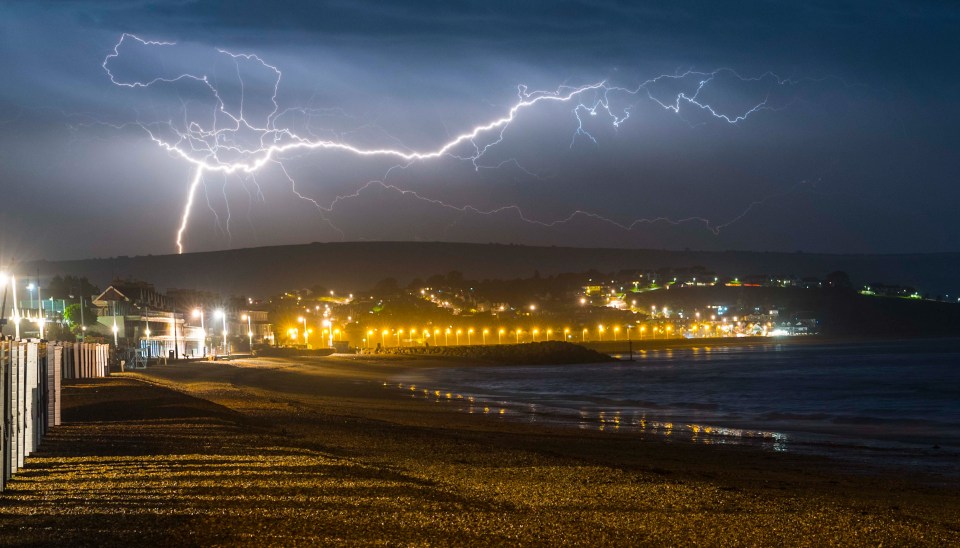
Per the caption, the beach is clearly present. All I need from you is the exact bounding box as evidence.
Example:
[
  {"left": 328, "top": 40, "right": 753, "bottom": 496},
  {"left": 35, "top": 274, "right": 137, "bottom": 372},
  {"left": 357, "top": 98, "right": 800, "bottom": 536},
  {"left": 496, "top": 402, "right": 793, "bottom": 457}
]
[{"left": 1, "top": 354, "right": 958, "bottom": 545}]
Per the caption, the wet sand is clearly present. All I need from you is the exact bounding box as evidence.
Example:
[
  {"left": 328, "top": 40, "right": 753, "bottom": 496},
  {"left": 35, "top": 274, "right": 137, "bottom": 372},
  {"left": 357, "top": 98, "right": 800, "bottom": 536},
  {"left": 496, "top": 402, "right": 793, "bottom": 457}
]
[{"left": 1, "top": 355, "right": 958, "bottom": 545}]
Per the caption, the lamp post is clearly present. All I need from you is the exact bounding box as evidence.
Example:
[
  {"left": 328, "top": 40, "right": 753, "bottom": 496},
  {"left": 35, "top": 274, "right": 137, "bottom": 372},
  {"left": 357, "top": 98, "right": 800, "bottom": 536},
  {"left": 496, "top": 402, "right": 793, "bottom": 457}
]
[
  {"left": 215, "top": 309, "right": 227, "bottom": 353},
  {"left": 0, "top": 271, "right": 8, "bottom": 338},
  {"left": 193, "top": 307, "right": 206, "bottom": 356},
  {"left": 455, "top": 329, "right": 461, "bottom": 345},
  {"left": 27, "top": 283, "right": 34, "bottom": 312},
  {"left": 482, "top": 328, "right": 489, "bottom": 345},
  {"left": 298, "top": 316, "right": 307, "bottom": 346},
  {"left": 241, "top": 314, "right": 253, "bottom": 352},
  {"left": 467, "top": 328, "right": 474, "bottom": 345}
]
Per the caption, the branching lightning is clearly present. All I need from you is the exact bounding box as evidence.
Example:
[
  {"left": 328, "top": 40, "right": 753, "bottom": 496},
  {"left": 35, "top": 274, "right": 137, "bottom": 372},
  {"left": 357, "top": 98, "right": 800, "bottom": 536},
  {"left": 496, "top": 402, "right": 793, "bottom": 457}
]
[{"left": 103, "top": 33, "right": 815, "bottom": 253}]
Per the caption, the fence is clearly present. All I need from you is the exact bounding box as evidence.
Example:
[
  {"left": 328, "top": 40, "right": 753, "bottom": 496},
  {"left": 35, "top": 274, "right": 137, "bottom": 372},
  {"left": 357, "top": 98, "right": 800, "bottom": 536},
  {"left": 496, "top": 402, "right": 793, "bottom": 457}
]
[{"left": 0, "top": 338, "right": 110, "bottom": 492}]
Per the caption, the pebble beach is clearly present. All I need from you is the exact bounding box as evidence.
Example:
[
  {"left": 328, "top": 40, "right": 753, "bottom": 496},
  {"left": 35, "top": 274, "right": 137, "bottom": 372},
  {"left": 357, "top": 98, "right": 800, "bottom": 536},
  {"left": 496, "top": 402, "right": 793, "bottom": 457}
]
[{"left": 1, "top": 355, "right": 957, "bottom": 545}]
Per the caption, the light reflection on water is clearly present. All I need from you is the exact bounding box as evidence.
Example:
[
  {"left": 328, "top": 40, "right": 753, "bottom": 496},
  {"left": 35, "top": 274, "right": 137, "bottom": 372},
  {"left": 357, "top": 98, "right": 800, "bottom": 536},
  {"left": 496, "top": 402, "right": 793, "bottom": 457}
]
[
  {"left": 388, "top": 339, "right": 960, "bottom": 473},
  {"left": 388, "top": 380, "right": 791, "bottom": 453}
]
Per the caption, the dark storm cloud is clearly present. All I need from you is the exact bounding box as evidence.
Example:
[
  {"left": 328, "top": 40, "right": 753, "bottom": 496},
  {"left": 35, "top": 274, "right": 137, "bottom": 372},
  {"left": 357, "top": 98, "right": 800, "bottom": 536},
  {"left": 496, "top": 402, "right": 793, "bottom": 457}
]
[{"left": 0, "top": 1, "right": 957, "bottom": 259}]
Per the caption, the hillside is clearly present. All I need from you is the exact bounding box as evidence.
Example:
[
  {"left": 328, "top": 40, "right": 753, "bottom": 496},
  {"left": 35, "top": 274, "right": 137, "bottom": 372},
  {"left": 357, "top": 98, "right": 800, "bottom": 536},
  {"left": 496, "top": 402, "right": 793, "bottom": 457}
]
[{"left": 24, "top": 242, "right": 960, "bottom": 298}]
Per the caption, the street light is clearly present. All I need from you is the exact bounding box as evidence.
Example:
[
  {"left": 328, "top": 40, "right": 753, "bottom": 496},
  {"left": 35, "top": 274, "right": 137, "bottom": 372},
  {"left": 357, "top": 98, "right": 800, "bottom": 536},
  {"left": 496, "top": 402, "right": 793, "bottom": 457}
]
[
  {"left": 215, "top": 309, "right": 227, "bottom": 353},
  {"left": 613, "top": 326, "right": 620, "bottom": 341},
  {"left": 241, "top": 314, "right": 253, "bottom": 352},
  {"left": 193, "top": 307, "right": 206, "bottom": 356},
  {"left": 482, "top": 328, "right": 489, "bottom": 345},
  {"left": 467, "top": 328, "right": 474, "bottom": 345},
  {"left": 498, "top": 328, "right": 505, "bottom": 344},
  {"left": 455, "top": 329, "right": 462, "bottom": 345},
  {"left": 298, "top": 316, "right": 307, "bottom": 346}
]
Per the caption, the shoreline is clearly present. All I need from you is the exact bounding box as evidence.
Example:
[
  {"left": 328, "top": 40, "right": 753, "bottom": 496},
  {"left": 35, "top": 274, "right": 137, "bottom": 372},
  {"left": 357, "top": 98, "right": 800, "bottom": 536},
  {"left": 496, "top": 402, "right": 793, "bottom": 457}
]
[
  {"left": 134, "top": 353, "right": 960, "bottom": 488},
  {"left": 3, "top": 354, "right": 958, "bottom": 544},
  {"left": 581, "top": 333, "right": 960, "bottom": 354}
]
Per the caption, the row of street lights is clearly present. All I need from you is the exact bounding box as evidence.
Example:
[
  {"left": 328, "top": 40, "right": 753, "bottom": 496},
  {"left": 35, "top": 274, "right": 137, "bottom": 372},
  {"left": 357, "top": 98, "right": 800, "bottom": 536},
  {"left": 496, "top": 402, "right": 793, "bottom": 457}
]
[{"left": 361, "top": 324, "right": 655, "bottom": 347}]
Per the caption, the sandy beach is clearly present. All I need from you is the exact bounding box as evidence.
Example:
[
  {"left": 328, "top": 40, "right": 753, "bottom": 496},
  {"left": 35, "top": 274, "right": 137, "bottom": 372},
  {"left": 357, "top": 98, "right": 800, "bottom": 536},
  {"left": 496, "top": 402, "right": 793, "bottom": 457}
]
[{"left": 1, "top": 354, "right": 958, "bottom": 545}]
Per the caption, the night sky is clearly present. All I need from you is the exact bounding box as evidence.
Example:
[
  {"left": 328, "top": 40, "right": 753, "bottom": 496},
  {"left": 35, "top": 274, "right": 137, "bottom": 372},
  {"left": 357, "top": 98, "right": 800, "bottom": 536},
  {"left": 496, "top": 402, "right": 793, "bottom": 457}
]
[{"left": 0, "top": 1, "right": 957, "bottom": 260}]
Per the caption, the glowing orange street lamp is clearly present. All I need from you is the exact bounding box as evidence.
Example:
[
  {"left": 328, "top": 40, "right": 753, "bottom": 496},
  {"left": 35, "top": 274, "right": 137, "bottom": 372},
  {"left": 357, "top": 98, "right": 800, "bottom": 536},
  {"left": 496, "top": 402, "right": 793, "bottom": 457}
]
[
  {"left": 532, "top": 328, "right": 540, "bottom": 342},
  {"left": 564, "top": 327, "right": 571, "bottom": 340},
  {"left": 445, "top": 328, "right": 451, "bottom": 346},
  {"left": 468, "top": 328, "right": 474, "bottom": 345},
  {"left": 482, "top": 328, "right": 489, "bottom": 345},
  {"left": 456, "top": 328, "right": 462, "bottom": 345},
  {"left": 613, "top": 326, "right": 620, "bottom": 341},
  {"left": 498, "top": 328, "right": 505, "bottom": 344},
  {"left": 598, "top": 324, "right": 605, "bottom": 342},
  {"left": 381, "top": 329, "right": 389, "bottom": 347},
  {"left": 582, "top": 328, "right": 588, "bottom": 342}
]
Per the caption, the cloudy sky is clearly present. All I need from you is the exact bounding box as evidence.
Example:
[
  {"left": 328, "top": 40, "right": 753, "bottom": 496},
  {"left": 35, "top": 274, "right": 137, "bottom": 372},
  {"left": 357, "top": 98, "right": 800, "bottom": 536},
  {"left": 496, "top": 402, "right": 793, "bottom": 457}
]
[{"left": 0, "top": 1, "right": 957, "bottom": 260}]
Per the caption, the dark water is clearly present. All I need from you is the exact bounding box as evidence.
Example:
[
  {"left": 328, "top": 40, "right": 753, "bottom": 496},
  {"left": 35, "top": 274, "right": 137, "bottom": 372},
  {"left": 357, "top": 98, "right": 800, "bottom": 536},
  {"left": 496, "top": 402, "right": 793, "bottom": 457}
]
[{"left": 394, "top": 339, "right": 960, "bottom": 475}]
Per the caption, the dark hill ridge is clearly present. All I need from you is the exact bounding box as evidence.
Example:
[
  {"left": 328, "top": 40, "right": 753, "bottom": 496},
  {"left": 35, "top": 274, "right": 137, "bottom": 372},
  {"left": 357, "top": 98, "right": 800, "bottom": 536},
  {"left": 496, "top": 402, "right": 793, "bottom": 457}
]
[{"left": 24, "top": 241, "right": 960, "bottom": 297}]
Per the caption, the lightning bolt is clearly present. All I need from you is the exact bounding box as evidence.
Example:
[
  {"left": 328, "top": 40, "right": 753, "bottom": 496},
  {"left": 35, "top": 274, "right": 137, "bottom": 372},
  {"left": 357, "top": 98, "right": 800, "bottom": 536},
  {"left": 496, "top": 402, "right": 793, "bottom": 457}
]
[{"left": 103, "top": 33, "right": 818, "bottom": 253}]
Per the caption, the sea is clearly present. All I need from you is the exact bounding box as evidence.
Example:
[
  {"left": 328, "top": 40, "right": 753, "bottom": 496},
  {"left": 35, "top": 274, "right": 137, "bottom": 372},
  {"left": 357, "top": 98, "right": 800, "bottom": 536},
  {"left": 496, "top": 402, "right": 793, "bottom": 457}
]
[{"left": 393, "top": 338, "right": 960, "bottom": 476}]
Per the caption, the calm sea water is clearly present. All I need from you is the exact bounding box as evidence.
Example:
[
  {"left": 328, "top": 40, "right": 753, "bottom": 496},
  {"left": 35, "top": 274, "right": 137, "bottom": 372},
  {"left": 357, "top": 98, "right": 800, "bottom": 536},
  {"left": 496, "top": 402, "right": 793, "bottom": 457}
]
[{"left": 394, "top": 339, "right": 960, "bottom": 475}]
